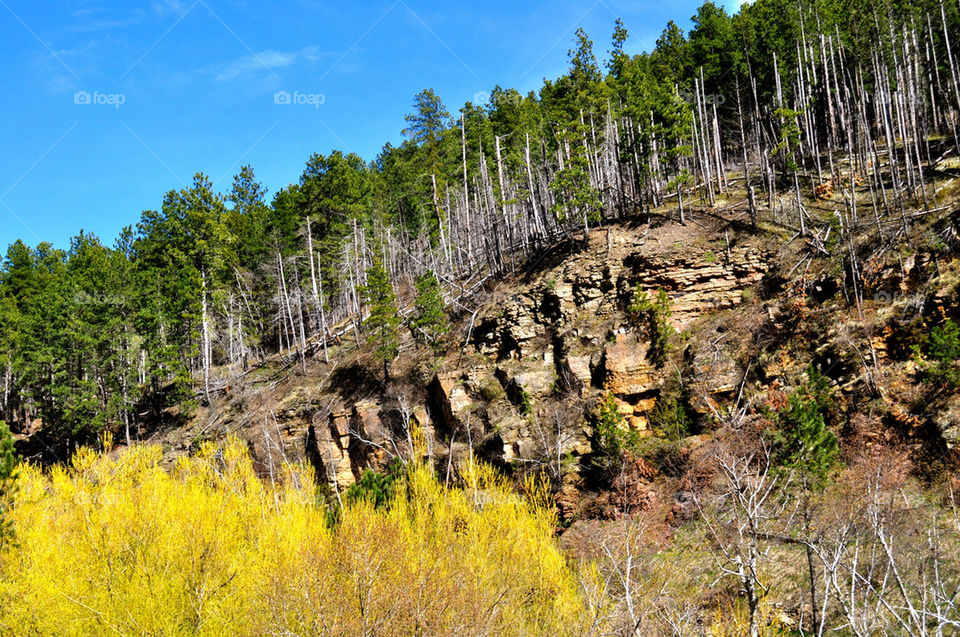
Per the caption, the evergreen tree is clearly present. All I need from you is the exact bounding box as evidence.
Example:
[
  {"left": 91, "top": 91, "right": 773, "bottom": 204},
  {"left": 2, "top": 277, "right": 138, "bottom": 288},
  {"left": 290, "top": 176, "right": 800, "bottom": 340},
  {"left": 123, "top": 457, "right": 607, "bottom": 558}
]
[
  {"left": 361, "top": 258, "right": 400, "bottom": 383},
  {"left": 226, "top": 165, "right": 269, "bottom": 266},
  {"left": 776, "top": 393, "right": 839, "bottom": 487},
  {"left": 628, "top": 286, "right": 675, "bottom": 367},
  {"left": 411, "top": 270, "right": 449, "bottom": 357},
  {"left": 299, "top": 150, "right": 373, "bottom": 292},
  {"left": 688, "top": 1, "right": 738, "bottom": 95},
  {"left": 914, "top": 319, "right": 960, "bottom": 389},
  {"left": 607, "top": 18, "right": 630, "bottom": 79},
  {"left": 773, "top": 369, "right": 840, "bottom": 488},
  {"left": 402, "top": 89, "right": 452, "bottom": 241},
  {"left": 651, "top": 21, "right": 691, "bottom": 82},
  {"left": 549, "top": 157, "right": 603, "bottom": 230},
  {"left": 403, "top": 88, "right": 450, "bottom": 150}
]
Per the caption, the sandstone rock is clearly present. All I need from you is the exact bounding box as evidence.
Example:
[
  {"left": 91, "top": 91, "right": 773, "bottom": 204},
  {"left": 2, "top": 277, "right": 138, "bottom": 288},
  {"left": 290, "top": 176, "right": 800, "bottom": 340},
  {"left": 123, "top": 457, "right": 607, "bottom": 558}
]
[
  {"left": 410, "top": 404, "right": 434, "bottom": 444},
  {"left": 315, "top": 409, "right": 355, "bottom": 488},
  {"left": 688, "top": 343, "right": 742, "bottom": 408},
  {"left": 515, "top": 437, "right": 539, "bottom": 460},
  {"left": 330, "top": 408, "right": 350, "bottom": 438},
  {"left": 602, "top": 333, "right": 659, "bottom": 396},
  {"left": 566, "top": 432, "right": 593, "bottom": 456},
  {"left": 627, "top": 416, "right": 649, "bottom": 433},
  {"left": 566, "top": 354, "right": 593, "bottom": 388},
  {"left": 490, "top": 412, "right": 526, "bottom": 462},
  {"left": 498, "top": 356, "right": 557, "bottom": 400},
  {"left": 934, "top": 395, "right": 960, "bottom": 449},
  {"left": 352, "top": 399, "right": 381, "bottom": 436},
  {"left": 432, "top": 372, "right": 474, "bottom": 431}
]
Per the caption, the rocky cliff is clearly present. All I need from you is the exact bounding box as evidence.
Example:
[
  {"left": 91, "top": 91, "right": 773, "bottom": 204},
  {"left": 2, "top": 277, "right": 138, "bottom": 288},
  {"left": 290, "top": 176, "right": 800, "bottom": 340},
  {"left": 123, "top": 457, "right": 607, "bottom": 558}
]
[
  {"left": 153, "top": 212, "right": 960, "bottom": 520},
  {"left": 163, "top": 221, "right": 769, "bottom": 494}
]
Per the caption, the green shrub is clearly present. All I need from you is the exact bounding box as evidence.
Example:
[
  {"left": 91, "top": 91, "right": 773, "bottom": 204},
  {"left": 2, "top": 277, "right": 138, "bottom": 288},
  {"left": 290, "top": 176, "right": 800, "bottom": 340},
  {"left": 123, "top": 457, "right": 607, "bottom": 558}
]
[
  {"left": 591, "top": 393, "right": 640, "bottom": 478},
  {"left": 345, "top": 457, "right": 405, "bottom": 509},
  {"left": 769, "top": 368, "right": 839, "bottom": 488},
  {"left": 628, "top": 285, "right": 674, "bottom": 367},
  {"left": 650, "top": 375, "right": 692, "bottom": 441},
  {"left": 914, "top": 319, "right": 960, "bottom": 389}
]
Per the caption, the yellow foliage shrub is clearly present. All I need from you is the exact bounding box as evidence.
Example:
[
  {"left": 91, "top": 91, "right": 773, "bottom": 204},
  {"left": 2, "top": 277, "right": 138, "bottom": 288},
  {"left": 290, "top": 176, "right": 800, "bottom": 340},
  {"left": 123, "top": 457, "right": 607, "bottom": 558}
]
[
  {"left": 0, "top": 439, "right": 599, "bottom": 636},
  {"left": 707, "top": 598, "right": 792, "bottom": 637}
]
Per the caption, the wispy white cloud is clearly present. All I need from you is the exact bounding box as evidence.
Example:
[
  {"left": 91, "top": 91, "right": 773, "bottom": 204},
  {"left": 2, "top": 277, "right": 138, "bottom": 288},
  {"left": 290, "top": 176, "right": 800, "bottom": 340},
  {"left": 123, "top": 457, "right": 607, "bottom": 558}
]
[
  {"left": 66, "top": 17, "right": 142, "bottom": 33},
  {"left": 151, "top": 0, "right": 190, "bottom": 16},
  {"left": 69, "top": 0, "right": 138, "bottom": 28},
  {"left": 28, "top": 41, "right": 100, "bottom": 93},
  {"left": 214, "top": 45, "right": 328, "bottom": 81}
]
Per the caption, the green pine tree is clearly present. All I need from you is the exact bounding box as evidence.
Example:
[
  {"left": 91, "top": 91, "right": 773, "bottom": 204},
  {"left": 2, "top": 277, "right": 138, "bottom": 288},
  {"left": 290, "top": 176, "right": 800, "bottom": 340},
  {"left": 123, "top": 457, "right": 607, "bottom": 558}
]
[
  {"left": 773, "top": 369, "right": 840, "bottom": 489},
  {"left": 411, "top": 270, "right": 449, "bottom": 357},
  {"left": 361, "top": 258, "right": 400, "bottom": 383},
  {"left": 914, "top": 319, "right": 960, "bottom": 389},
  {"left": 628, "top": 285, "right": 674, "bottom": 367}
]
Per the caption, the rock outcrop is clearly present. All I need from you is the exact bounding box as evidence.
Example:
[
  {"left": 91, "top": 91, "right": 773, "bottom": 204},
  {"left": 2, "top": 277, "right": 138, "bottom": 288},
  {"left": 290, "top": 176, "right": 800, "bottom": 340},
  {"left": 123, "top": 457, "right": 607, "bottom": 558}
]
[{"left": 188, "top": 223, "right": 775, "bottom": 494}]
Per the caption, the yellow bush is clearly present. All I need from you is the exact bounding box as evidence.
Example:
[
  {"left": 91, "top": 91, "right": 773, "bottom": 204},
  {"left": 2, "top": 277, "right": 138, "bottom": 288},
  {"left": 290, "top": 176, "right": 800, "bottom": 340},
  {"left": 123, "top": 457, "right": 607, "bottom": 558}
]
[
  {"left": 0, "top": 439, "right": 598, "bottom": 636},
  {"left": 707, "top": 597, "right": 793, "bottom": 637}
]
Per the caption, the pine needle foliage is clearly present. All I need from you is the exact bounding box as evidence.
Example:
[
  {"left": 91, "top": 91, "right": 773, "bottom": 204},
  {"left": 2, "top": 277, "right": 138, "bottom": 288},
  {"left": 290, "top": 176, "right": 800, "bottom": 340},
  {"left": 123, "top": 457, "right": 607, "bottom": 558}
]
[
  {"left": 361, "top": 258, "right": 400, "bottom": 382},
  {"left": 771, "top": 368, "right": 840, "bottom": 488},
  {"left": 628, "top": 285, "right": 675, "bottom": 367},
  {"left": 914, "top": 319, "right": 960, "bottom": 389},
  {"left": 411, "top": 270, "right": 449, "bottom": 357},
  {"left": 592, "top": 392, "right": 640, "bottom": 479}
]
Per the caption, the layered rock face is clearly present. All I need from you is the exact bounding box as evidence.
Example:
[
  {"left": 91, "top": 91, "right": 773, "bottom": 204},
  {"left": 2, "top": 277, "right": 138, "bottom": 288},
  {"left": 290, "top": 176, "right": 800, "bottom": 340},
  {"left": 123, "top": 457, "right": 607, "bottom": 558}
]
[{"left": 287, "top": 224, "right": 773, "bottom": 489}]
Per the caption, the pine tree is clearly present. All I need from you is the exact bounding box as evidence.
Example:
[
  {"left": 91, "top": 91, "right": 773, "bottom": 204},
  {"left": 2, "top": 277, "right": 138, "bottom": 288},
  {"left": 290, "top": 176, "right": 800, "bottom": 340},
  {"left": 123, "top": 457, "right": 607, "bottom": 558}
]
[
  {"left": 628, "top": 285, "right": 674, "bottom": 367},
  {"left": 411, "top": 270, "right": 449, "bottom": 357},
  {"left": 771, "top": 368, "right": 840, "bottom": 635},
  {"left": 226, "top": 165, "right": 269, "bottom": 266},
  {"left": 774, "top": 369, "right": 839, "bottom": 488},
  {"left": 403, "top": 89, "right": 452, "bottom": 249},
  {"left": 914, "top": 319, "right": 960, "bottom": 388},
  {"left": 777, "top": 393, "right": 838, "bottom": 486},
  {"left": 593, "top": 392, "right": 629, "bottom": 478},
  {"left": 549, "top": 156, "right": 603, "bottom": 230},
  {"left": 361, "top": 258, "right": 400, "bottom": 383}
]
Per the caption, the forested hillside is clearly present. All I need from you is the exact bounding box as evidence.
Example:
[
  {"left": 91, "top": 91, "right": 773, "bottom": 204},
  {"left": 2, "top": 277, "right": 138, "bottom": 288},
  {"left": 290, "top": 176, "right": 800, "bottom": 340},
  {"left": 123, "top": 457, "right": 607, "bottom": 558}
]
[
  {"left": 3, "top": 0, "right": 958, "bottom": 455},
  {"left": 4, "top": 0, "right": 960, "bottom": 634}
]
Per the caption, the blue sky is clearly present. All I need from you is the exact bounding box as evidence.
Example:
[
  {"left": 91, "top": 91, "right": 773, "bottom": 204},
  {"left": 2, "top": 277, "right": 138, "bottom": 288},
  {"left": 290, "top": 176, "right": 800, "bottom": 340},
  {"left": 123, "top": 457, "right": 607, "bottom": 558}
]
[{"left": 0, "top": 0, "right": 746, "bottom": 251}]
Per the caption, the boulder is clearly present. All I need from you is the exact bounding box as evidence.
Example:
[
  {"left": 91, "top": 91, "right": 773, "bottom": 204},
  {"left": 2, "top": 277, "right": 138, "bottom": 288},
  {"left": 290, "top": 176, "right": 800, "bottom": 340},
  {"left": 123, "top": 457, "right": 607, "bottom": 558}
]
[
  {"left": 602, "top": 333, "right": 659, "bottom": 396},
  {"left": 498, "top": 351, "right": 557, "bottom": 400},
  {"left": 431, "top": 372, "right": 474, "bottom": 431},
  {"left": 321, "top": 408, "right": 356, "bottom": 488},
  {"left": 934, "top": 395, "right": 960, "bottom": 449}
]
